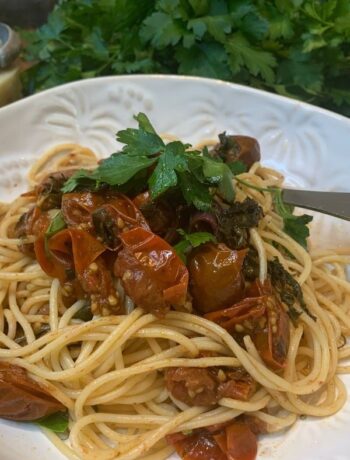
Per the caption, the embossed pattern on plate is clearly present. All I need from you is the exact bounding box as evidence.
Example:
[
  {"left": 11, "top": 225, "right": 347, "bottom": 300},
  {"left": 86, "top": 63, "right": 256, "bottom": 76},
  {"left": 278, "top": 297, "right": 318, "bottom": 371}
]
[{"left": 0, "top": 75, "right": 349, "bottom": 460}]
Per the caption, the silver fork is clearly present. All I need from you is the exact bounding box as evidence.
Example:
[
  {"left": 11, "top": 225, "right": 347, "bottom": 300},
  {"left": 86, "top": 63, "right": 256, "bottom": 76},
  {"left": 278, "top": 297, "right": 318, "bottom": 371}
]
[{"left": 283, "top": 189, "right": 350, "bottom": 221}]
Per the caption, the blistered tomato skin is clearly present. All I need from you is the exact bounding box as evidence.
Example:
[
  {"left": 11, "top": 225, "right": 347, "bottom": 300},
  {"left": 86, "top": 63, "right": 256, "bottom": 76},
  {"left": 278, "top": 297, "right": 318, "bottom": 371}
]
[{"left": 188, "top": 243, "right": 247, "bottom": 313}]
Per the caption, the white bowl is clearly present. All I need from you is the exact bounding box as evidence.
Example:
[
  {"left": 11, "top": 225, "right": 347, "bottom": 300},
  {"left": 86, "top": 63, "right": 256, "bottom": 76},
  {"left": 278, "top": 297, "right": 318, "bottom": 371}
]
[{"left": 0, "top": 75, "right": 349, "bottom": 460}]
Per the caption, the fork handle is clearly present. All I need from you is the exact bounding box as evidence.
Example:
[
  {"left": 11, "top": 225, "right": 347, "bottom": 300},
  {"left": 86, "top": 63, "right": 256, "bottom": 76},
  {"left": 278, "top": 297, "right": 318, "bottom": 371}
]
[{"left": 283, "top": 189, "right": 350, "bottom": 221}]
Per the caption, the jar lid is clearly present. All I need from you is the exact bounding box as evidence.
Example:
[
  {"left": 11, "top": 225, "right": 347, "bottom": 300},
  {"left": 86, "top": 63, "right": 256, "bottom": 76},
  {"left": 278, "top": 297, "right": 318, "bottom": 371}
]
[{"left": 0, "top": 23, "right": 21, "bottom": 68}]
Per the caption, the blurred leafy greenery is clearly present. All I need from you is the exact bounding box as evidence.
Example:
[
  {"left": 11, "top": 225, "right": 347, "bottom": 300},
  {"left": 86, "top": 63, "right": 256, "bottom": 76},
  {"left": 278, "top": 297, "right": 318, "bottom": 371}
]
[{"left": 20, "top": 0, "right": 350, "bottom": 116}]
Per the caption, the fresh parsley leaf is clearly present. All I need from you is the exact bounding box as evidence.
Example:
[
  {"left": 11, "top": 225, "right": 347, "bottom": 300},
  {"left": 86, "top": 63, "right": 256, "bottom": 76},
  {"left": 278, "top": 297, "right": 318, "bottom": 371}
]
[
  {"left": 173, "top": 239, "right": 190, "bottom": 263},
  {"left": 178, "top": 171, "right": 213, "bottom": 211},
  {"left": 228, "top": 160, "right": 247, "bottom": 175},
  {"left": 62, "top": 153, "right": 157, "bottom": 192},
  {"left": 134, "top": 112, "right": 157, "bottom": 134},
  {"left": 201, "top": 155, "right": 235, "bottom": 203},
  {"left": 61, "top": 113, "right": 236, "bottom": 211},
  {"left": 174, "top": 229, "right": 216, "bottom": 262},
  {"left": 61, "top": 170, "right": 97, "bottom": 193},
  {"left": 273, "top": 189, "right": 313, "bottom": 249},
  {"left": 19, "top": 0, "right": 350, "bottom": 117},
  {"left": 178, "top": 229, "right": 217, "bottom": 247},
  {"left": 95, "top": 153, "right": 157, "bottom": 185},
  {"left": 37, "top": 412, "right": 69, "bottom": 433},
  {"left": 235, "top": 178, "right": 313, "bottom": 249},
  {"left": 140, "top": 12, "right": 184, "bottom": 48},
  {"left": 116, "top": 125, "right": 164, "bottom": 156},
  {"left": 44, "top": 211, "right": 67, "bottom": 256},
  {"left": 240, "top": 12, "right": 269, "bottom": 41},
  {"left": 45, "top": 211, "right": 66, "bottom": 240},
  {"left": 176, "top": 43, "right": 231, "bottom": 80},
  {"left": 226, "top": 32, "right": 277, "bottom": 83},
  {"left": 148, "top": 141, "right": 188, "bottom": 199},
  {"left": 283, "top": 214, "right": 313, "bottom": 249}
]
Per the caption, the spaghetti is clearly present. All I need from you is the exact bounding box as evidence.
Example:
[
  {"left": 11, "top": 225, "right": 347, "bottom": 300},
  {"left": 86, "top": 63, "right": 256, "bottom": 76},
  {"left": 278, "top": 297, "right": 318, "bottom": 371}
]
[{"left": 0, "top": 124, "right": 349, "bottom": 460}]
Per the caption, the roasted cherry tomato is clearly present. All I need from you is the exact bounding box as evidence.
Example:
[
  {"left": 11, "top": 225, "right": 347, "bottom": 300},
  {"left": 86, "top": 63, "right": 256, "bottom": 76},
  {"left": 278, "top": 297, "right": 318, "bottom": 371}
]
[
  {"left": 62, "top": 191, "right": 149, "bottom": 229},
  {"left": 167, "top": 430, "right": 227, "bottom": 460},
  {"left": 114, "top": 227, "right": 188, "bottom": 317},
  {"left": 205, "top": 280, "right": 290, "bottom": 370},
  {"left": 0, "top": 362, "right": 64, "bottom": 421},
  {"left": 61, "top": 191, "right": 105, "bottom": 227},
  {"left": 213, "top": 134, "right": 261, "bottom": 169},
  {"left": 166, "top": 421, "right": 257, "bottom": 460},
  {"left": 165, "top": 366, "right": 256, "bottom": 406},
  {"left": 188, "top": 243, "right": 246, "bottom": 313},
  {"left": 226, "top": 423, "right": 258, "bottom": 460}
]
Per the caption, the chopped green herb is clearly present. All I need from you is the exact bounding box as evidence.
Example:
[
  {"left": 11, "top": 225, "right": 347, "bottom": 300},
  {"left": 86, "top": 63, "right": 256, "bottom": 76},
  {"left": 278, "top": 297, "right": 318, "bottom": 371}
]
[
  {"left": 44, "top": 211, "right": 66, "bottom": 256},
  {"left": 44, "top": 210, "right": 67, "bottom": 256},
  {"left": 201, "top": 154, "right": 235, "bottom": 203},
  {"left": 273, "top": 189, "right": 313, "bottom": 249},
  {"left": 236, "top": 177, "right": 313, "bottom": 249},
  {"left": 20, "top": 1, "right": 350, "bottom": 117},
  {"left": 215, "top": 198, "right": 263, "bottom": 250},
  {"left": 60, "top": 170, "right": 97, "bottom": 194},
  {"left": 149, "top": 142, "right": 188, "bottom": 199},
  {"left": 96, "top": 153, "right": 157, "bottom": 186},
  {"left": 62, "top": 113, "right": 235, "bottom": 211},
  {"left": 228, "top": 161, "right": 248, "bottom": 176},
  {"left": 268, "top": 257, "right": 316, "bottom": 321},
  {"left": 73, "top": 303, "right": 93, "bottom": 322},
  {"left": 37, "top": 412, "right": 69, "bottom": 433},
  {"left": 45, "top": 211, "right": 66, "bottom": 240},
  {"left": 116, "top": 118, "right": 164, "bottom": 156},
  {"left": 174, "top": 229, "right": 216, "bottom": 263},
  {"left": 178, "top": 171, "right": 213, "bottom": 211}
]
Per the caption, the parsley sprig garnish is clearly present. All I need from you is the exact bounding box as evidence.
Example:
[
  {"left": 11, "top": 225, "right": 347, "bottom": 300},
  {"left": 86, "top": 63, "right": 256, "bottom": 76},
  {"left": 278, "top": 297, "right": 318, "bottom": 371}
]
[
  {"left": 62, "top": 113, "right": 235, "bottom": 211},
  {"left": 174, "top": 229, "right": 217, "bottom": 263},
  {"left": 236, "top": 177, "right": 313, "bottom": 248},
  {"left": 44, "top": 210, "right": 67, "bottom": 255}
]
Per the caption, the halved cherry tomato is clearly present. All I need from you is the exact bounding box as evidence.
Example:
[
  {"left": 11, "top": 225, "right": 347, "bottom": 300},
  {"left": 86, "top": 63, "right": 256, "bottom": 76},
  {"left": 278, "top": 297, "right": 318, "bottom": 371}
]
[
  {"left": 62, "top": 191, "right": 149, "bottom": 230},
  {"left": 165, "top": 366, "right": 256, "bottom": 407},
  {"left": 204, "top": 297, "right": 266, "bottom": 333},
  {"left": 0, "top": 362, "right": 64, "bottom": 421},
  {"left": 61, "top": 192, "right": 105, "bottom": 226},
  {"left": 226, "top": 423, "right": 257, "bottom": 460},
  {"left": 35, "top": 228, "right": 106, "bottom": 282},
  {"left": 205, "top": 280, "right": 290, "bottom": 370},
  {"left": 114, "top": 227, "right": 188, "bottom": 317},
  {"left": 35, "top": 228, "right": 118, "bottom": 313},
  {"left": 166, "top": 422, "right": 257, "bottom": 460},
  {"left": 168, "top": 431, "right": 226, "bottom": 460}
]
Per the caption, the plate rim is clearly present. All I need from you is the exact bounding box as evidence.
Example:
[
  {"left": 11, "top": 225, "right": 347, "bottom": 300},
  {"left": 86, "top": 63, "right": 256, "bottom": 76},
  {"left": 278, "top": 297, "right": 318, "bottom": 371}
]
[{"left": 1, "top": 74, "right": 349, "bottom": 125}]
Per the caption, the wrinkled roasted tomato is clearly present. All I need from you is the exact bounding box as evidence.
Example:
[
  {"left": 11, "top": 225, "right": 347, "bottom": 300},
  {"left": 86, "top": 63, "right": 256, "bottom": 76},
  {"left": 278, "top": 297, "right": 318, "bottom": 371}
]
[
  {"left": 167, "top": 421, "right": 257, "bottom": 460},
  {"left": 165, "top": 365, "right": 256, "bottom": 406},
  {"left": 205, "top": 280, "right": 290, "bottom": 369},
  {"left": 114, "top": 227, "right": 188, "bottom": 317},
  {"left": 35, "top": 169, "right": 76, "bottom": 211},
  {"left": 213, "top": 133, "right": 261, "bottom": 169},
  {"left": 62, "top": 191, "right": 149, "bottom": 248},
  {"left": 0, "top": 362, "right": 64, "bottom": 421},
  {"left": 188, "top": 243, "right": 246, "bottom": 313},
  {"left": 35, "top": 228, "right": 119, "bottom": 314}
]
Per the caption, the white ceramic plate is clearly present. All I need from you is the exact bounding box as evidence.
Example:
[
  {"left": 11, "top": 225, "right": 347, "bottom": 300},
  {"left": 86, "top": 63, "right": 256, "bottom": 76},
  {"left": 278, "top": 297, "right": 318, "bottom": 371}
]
[{"left": 0, "top": 75, "right": 349, "bottom": 460}]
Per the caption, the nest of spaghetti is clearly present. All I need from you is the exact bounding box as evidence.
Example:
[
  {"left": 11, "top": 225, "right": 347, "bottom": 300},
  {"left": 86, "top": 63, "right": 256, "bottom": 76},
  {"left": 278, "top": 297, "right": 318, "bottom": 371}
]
[{"left": 0, "top": 114, "right": 349, "bottom": 460}]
